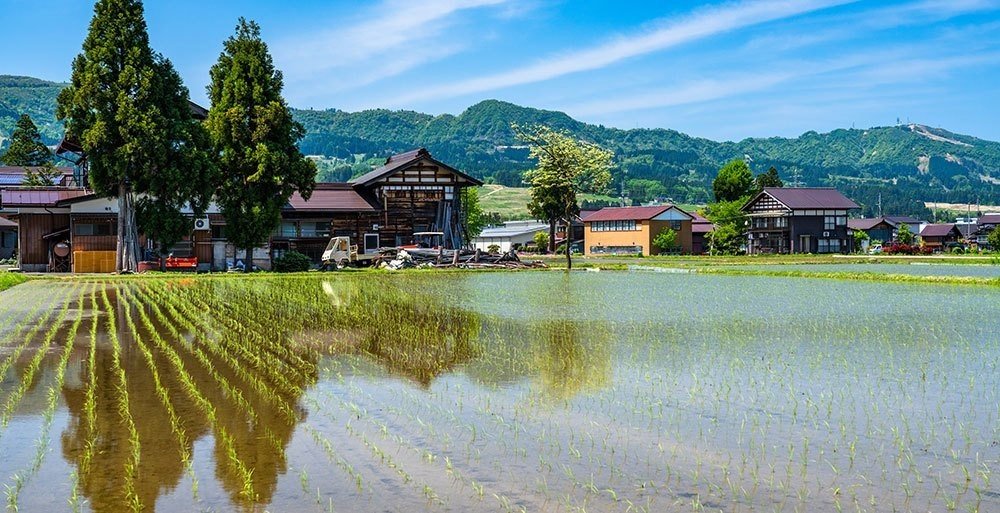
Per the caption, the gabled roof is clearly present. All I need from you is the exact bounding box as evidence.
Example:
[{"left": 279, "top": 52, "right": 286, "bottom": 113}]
[
  {"left": 0, "top": 217, "right": 16, "bottom": 228},
  {"left": 847, "top": 217, "right": 897, "bottom": 231},
  {"left": 583, "top": 205, "right": 693, "bottom": 222},
  {"left": 0, "top": 187, "right": 91, "bottom": 208},
  {"left": 919, "top": 223, "right": 961, "bottom": 238},
  {"left": 752, "top": 187, "right": 860, "bottom": 210},
  {"left": 956, "top": 223, "right": 979, "bottom": 238},
  {"left": 885, "top": 215, "right": 920, "bottom": 224},
  {"left": 285, "top": 183, "right": 379, "bottom": 212},
  {"left": 474, "top": 223, "right": 549, "bottom": 239},
  {"left": 349, "top": 148, "right": 482, "bottom": 187},
  {"left": 978, "top": 214, "right": 1000, "bottom": 225}
]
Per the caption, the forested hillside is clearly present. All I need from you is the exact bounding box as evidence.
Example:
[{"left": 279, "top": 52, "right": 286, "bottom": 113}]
[{"left": 6, "top": 74, "right": 1000, "bottom": 218}]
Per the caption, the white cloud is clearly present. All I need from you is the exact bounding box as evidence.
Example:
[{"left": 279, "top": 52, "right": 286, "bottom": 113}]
[
  {"left": 274, "top": 0, "right": 513, "bottom": 81},
  {"left": 387, "top": 0, "right": 857, "bottom": 105}
]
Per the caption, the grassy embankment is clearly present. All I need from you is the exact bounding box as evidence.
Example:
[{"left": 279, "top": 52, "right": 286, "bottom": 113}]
[{"left": 0, "top": 273, "right": 27, "bottom": 292}]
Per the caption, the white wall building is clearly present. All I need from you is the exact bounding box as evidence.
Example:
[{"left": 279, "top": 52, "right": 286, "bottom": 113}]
[{"left": 471, "top": 221, "right": 549, "bottom": 253}]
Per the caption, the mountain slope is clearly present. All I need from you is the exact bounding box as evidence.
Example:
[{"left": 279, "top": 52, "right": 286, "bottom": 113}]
[{"left": 5, "top": 75, "right": 1000, "bottom": 217}]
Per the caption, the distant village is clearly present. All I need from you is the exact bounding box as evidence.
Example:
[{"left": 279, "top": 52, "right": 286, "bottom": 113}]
[{"left": 3, "top": 140, "right": 998, "bottom": 273}]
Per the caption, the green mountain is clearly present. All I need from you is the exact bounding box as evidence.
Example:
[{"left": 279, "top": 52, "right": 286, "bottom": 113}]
[
  {"left": 5, "top": 74, "right": 1000, "bottom": 218},
  {"left": 0, "top": 76, "right": 67, "bottom": 145}
]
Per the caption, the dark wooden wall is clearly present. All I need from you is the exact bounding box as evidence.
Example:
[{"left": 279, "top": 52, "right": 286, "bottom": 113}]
[{"left": 17, "top": 213, "right": 69, "bottom": 265}]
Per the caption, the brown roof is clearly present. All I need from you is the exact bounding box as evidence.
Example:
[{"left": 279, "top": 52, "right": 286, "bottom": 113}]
[
  {"left": 919, "top": 223, "right": 960, "bottom": 238},
  {"left": 756, "top": 188, "right": 859, "bottom": 210},
  {"left": 885, "top": 215, "right": 920, "bottom": 224},
  {"left": 583, "top": 205, "right": 693, "bottom": 222},
  {"left": 285, "top": 183, "right": 379, "bottom": 212},
  {"left": 978, "top": 214, "right": 1000, "bottom": 225},
  {"left": 349, "top": 148, "right": 482, "bottom": 187},
  {"left": 847, "top": 217, "right": 896, "bottom": 231},
  {"left": 0, "top": 188, "right": 92, "bottom": 208}
]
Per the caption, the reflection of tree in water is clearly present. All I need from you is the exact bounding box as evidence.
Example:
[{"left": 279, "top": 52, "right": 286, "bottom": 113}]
[
  {"left": 532, "top": 319, "right": 612, "bottom": 401},
  {"left": 323, "top": 278, "right": 483, "bottom": 387},
  {"left": 60, "top": 285, "right": 318, "bottom": 512}
]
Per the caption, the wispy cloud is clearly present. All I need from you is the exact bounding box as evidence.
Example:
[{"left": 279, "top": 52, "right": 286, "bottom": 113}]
[
  {"left": 387, "top": 0, "right": 857, "bottom": 105},
  {"left": 274, "top": 0, "right": 514, "bottom": 83}
]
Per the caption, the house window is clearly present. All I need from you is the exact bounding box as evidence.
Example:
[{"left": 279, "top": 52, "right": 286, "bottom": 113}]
[
  {"left": 670, "top": 220, "right": 682, "bottom": 231},
  {"left": 591, "top": 220, "right": 637, "bottom": 232},
  {"left": 818, "top": 239, "right": 841, "bottom": 253},
  {"left": 824, "top": 216, "right": 836, "bottom": 230},
  {"left": 74, "top": 222, "right": 115, "bottom": 236},
  {"left": 279, "top": 221, "right": 297, "bottom": 237},
  {"left": 211, "top": 225, "right": 227, "bottom": 240},
  {"left": 300, "top": 222, "right": 331, "bottom": 238}
]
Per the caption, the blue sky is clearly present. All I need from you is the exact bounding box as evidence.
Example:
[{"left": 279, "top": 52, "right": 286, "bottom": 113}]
[{"left": 4, "top": 0, "right": 1000, "bottom": 141}]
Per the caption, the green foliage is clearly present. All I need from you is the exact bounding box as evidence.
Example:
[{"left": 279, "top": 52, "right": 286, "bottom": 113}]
[
  {"left": 515, "top": 123, "right": 613, "bottom": 268},
  {"left": 533, "top": 231, "right": 549, "bottom": 252},
  {"left": 896, "top": 223, "right": 914, "bottom": 245},
  {"left": 0, "top": 76, "right": 66, "bottom": 144},
  {"left": 486, "top": 244, "right": 501, "bottom": 254},
  {"left": 0, "top": 114, "right": 51, "bottom": 166},
  {"left": 21, "top": 162, "right": 62, "bottom": 187},
  {"left": 713, "top": 159, "right": 753, "bottom": 202},
  {"left": 988, "top": 228, "right": 1000, "bottom": 251},
  {"left": 206, "top": 18, "right": 317, "bottom": 262},
  {"left": 753, "top": 166, "right": 783, "bottom": 195},
  {"left": 460, "top": 187, "right": 486, "bottom": 239},
  {"left": 0, "top": 273, "right": 27, "bottom": 292},
  {"left": 652, "top": 228, "right": 679, "bottom": 254},
  {"left": 853, "top": 229, "right": 870, "bottom": 252},
  {"left": 626, "top": 178, "right": 668, "bottom": 203},
  {"left": 704, "top": 199, "right": 747, "bottom": 255},
  {"left": 272, "top": 251, "right": 311, "bottom": 272},
  {"left": 56, "top": 0, "right": 215, "bottom": 272}
]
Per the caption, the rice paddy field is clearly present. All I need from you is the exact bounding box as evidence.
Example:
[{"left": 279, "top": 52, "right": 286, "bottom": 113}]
[{"left": 0, "top": 270, "right": 997, "bottom": 512}]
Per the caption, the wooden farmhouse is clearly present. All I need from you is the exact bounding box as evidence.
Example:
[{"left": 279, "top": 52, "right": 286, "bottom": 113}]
[
  {"left": 742, "top": 187, "right": 859, "bottom": 254},
  {"left": 847, "top": 217, "right": 898, "bottom": 244},
  {"left": 918, "top": 223, "right": 962, "bottom": 251},
  {"left": 0, "top": 148, "right": 481, "bottom": 272},
  {"left": 582, "top": 205, "right": 694, "bottom": 256},
  {"left": 0, "top": 216, "right": 15, "bottom": 260},
  {"left": 975, "top": 214, "right": 1000, "bottom": 248}
]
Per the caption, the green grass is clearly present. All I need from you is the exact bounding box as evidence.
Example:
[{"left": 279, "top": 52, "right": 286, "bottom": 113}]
[
  {"left": 0, "top": 273, "right": 26, "bottom": 292},
  {"left": 478, "top": 185, "right": 619, "bottom": 219}
]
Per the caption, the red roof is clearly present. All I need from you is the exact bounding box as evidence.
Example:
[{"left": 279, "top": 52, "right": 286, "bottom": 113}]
[
  {"left": 847, "top": 217, "right": 896, "bottom": 231},
  {"left": 285, "top": 183, "right": 379, "bottom": 212},
  {"left": 1, "top": 188, "right": 92, "bottom": 207},
  {"left": 978, "top": 214, "right": 1000, "bottom": 225},
  {"left": 758, "top": 187, "right": 859, "bottom": 210},
  {"left": 919, "top": 223, "right": 959, "bottom": 238},
  {"left": 583, "top": 206, "right": 680, "bottom": 222}
]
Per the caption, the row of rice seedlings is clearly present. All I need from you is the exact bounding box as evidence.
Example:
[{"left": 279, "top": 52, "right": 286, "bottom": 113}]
[
  {"left": 115, "top": 283, "right": 258, "bottom": 502},
  {"left": 142, "top": 281, "right": 307, "bottom": 401},
  {"left": 4, "top": 283, "right": 89, "bottom": 512},
  {"left": 133, "top": 281, "right": 300, "bottom": 424},
  {"left": 71, "top": 281, "right": 105, "bottom": 513},
  {"left": 0, "top": 283, "right": 79, "bottom": 430},
  {"left": 100, "top": 284, "right": 144, "bottom": 513},
  {"left": 0, "top": 284, "right": 71, "bottom": 391},
  {"left": 114, "top": 283, "right": 201, "bottom": 503}
]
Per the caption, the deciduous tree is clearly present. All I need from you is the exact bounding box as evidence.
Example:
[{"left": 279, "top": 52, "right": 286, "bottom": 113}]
[
  {"left": 514, "top": 124, "right": 613, "bottom": 269},
  {"left": 57, "top": 0, "right": 215, "bottom": 273},
  {"left": 713, "top": 159, "right": 753, "bottom": 202},
  {"left": 206, "top": 18, "right": 316, "bottom": 270}
]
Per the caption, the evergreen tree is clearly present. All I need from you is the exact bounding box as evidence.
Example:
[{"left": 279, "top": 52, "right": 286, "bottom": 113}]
[
  {"left": 0, "top": 114, "right": 52, "bottom": 167},
  {"left": 206, "top": 18, "right": 316, "bottom": 270},
  {"left": 56, "top": 0, "right": 215, "bottom": 273},
  {"left": 21, "top": 163, "right": 62, "bottom": 187},
  {"left": 752, "top": 166, "right": 783, "bottom": 195}
]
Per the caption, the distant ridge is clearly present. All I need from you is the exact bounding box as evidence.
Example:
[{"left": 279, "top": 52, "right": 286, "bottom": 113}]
[{"left": 5, "top": 75, "right": 1000, "bottom": 217}]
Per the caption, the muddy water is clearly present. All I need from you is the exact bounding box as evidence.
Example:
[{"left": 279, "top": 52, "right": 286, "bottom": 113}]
[{"left": 0, "top": 273, "right": 997, "bottom": 512}]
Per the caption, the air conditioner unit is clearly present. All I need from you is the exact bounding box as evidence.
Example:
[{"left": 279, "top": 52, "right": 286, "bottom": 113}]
[
  {"left": 823, "top": 231, "right": 830, "bottom": 237},
  {"left": 194, "top": 217, "right": 210, "bottom": 231}
]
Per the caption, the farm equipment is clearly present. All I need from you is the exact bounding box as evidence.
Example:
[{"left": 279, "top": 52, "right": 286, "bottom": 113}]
[{"left": 321, "top": 236, "right": 377, "bottom": 269}]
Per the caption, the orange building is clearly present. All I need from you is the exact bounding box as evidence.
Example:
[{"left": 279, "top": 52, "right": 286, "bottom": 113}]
[{"left": 583, "top": 205, "right": 694, "bottom": 256}]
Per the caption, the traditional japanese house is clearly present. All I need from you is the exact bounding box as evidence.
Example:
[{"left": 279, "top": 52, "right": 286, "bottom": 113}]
[
  {"left": 0, "top": 187, "right": 93, "bottom": 271},
  {"left": 690, "top": 212, "right": 715, "bottom": 254},
  {"left": 582, "top": 205, "right": 694, "bottom": 256},
  {"left": 348, "top": 148, "right": 481, "bottom": 249},
  {"left": 272, "top": 183, "right": 381, "bottom": 263},
  {"left": 847, "top": 217, "right": 898, "bottom": 244},
  {"left": 918, "top": 223, "right": 962, "bottom": 251},
  {"left": 975, "top": 214, "right": 1000, "bottom": 248},
  {"left": 742, "top": 188, "right": 859, "bottom": 254}
]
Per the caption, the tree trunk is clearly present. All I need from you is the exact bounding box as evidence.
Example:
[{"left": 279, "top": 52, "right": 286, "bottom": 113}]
[
  {"left": 563, "top": 216, "right": 572, "bottom": 270},
  {"left": 548, "top": 218, "right": 556, "bottom": 253},
  {"left": 117, "top": 184, "right": 139, "bottom": 274},
  {"left": 246, "top": 247, "right": 253, "bottom": 273}
]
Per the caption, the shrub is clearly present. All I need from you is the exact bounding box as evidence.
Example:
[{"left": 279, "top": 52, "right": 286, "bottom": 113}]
[
  {"left": 272, "top": 251, "right": 311, "bottom": 273},
  {"left": 487, "top": 244, "right": 501, "bottom": 254}
]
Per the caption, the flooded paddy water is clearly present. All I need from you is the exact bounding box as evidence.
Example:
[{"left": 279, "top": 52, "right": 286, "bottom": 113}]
[{"left": 0, "top": 271, "right": 997, "bottom": 512}]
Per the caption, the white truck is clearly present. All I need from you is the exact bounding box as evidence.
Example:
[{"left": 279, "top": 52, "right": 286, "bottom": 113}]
[{"left": 321, "top": 236, "right": 378, "bottom": 269}]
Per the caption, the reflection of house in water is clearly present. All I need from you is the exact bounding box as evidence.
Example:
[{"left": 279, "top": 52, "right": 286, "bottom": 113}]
[{"left": 59, "top": 288, "right": 318, "bottom": 511}]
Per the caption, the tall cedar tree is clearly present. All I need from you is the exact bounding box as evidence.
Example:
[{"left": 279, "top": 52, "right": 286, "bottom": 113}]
[
  {"left": 1, "top": 114, "right": 52, "bottom": 167},
  {"left": 753, "top": 166, "right": 783, "bottom": 195},
  {"left": 206, "top": 19, "right": 316, "bottom": 270},
  {"left": 57, "top": 0, "right": 215, "bottom": 272},
  {"left": 514, "top": 124, "right": 613, "bottom": 269}
]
